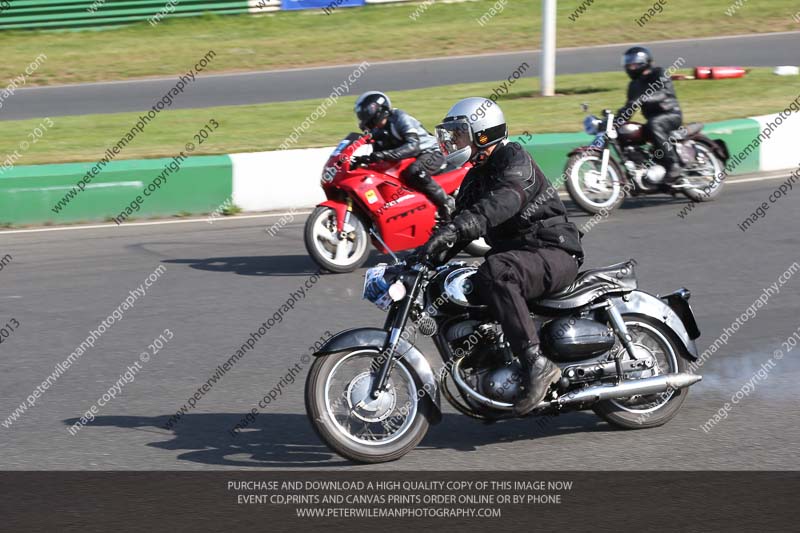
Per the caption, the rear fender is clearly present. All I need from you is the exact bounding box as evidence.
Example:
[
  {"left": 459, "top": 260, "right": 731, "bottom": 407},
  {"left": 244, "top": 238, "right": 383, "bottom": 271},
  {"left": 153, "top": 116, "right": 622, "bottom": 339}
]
[
  {"left": 314, "top": 327, "right": 442, "bottom": 424},
  {"left": 608, "top": 291, "right": 699, "bottom": 360},
  {"left": 691, "top": 134, "right": 730, "bottom": 163}
]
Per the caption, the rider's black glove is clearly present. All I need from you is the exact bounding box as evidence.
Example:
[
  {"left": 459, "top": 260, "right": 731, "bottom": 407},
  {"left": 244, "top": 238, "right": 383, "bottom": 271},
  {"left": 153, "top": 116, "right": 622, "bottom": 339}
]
[
  {"left": 422, "top": 223, "right": 458, "bottom": 265},
  {"left": 370, "top": 151, "right": 387, "bottom": 162},
  {"left": 351, "top": 155, "right": 371, "bottom": 167}
]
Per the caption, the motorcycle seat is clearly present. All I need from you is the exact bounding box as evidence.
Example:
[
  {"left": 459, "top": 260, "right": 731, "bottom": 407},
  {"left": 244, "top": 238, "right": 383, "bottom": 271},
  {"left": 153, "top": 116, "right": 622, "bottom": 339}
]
[
  {"left": 672, "top": 122, "right": 704, "bottom": 140},
  {"left": 532, "top": 259, "right": 638, "bottom": 311}
]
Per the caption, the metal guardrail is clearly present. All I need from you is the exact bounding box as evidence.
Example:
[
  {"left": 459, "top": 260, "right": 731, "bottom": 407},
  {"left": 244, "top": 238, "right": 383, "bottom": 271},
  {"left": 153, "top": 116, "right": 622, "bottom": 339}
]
[
  {"left": 0, "top": 0, "right": 421, "bottom": 31},
  {"left": 0, "top": 1, "right": 253, "bottom": 30}
]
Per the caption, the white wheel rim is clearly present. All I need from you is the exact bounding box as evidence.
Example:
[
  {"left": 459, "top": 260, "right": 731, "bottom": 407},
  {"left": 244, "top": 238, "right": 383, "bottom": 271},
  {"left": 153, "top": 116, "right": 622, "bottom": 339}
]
[
  {"left": 323, "top": 350, "right": 419, "bottom": 446},
  {"left": 311, "top": 208, "right": 368, "bottom": 268},
  {"left": 684, "top": 144, "right": 723, "bottom": 192},
  {"left": 609, "top": 321, "right": 679, "bottom": 414},
  {"left": 570, "top": 155, "right": 621, "bottom": 209}
]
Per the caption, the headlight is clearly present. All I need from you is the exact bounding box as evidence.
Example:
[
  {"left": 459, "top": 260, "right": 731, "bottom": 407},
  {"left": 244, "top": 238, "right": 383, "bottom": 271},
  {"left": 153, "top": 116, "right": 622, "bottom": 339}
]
[{"left": 583, "top": 115, "right": 602, "bottom": 135}]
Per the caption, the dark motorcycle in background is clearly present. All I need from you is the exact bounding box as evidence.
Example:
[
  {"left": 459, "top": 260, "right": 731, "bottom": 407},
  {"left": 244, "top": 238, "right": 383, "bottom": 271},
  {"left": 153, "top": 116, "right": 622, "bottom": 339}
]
[
  {"left": 564, "top": 106, "right": 730, "bottom": 214},
  {"left": 305, "top": 255, "right": 703, "bottom": 463}
]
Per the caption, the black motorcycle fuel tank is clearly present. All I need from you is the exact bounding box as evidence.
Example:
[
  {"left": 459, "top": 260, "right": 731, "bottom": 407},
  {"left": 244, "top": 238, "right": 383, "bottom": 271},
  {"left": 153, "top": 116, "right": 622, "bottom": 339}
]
[{"left": 541, "top": 318, "right": 615, "bottom": 362}]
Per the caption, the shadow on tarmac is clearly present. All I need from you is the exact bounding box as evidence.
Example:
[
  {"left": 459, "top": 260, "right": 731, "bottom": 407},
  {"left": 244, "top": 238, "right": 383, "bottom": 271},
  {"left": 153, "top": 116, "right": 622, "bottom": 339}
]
[
  {"left": 161, "top": 252, "right": 389, "bottom": 277},
  {"left": 64, "top": 411, "right": 610, "bottom": 468}
]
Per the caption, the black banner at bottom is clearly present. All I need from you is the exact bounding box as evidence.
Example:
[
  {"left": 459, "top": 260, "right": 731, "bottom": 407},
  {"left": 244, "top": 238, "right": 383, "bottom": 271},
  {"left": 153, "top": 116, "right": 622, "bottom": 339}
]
[{"left": 2, "top": 471, "right": 797, "bottom": 531}]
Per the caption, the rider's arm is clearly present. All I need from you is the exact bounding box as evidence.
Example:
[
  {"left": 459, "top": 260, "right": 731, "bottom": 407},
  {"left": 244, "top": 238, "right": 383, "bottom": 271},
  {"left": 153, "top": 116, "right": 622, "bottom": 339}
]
[
  {"left": 372, "top": 111, "right": 423, "bottom": 161},
  {"left": 640, "top": 68, "right": 670, "bottom": 104}
]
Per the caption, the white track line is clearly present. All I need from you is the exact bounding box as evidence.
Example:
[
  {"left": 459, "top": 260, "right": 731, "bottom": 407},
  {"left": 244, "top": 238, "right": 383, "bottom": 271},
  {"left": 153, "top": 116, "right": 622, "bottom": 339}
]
[
  {"left": 0, "top": 211, "right": 312, "bottom": 235},
  {"left": 0, "top": 172, "right": 790, "bottom": 236}
]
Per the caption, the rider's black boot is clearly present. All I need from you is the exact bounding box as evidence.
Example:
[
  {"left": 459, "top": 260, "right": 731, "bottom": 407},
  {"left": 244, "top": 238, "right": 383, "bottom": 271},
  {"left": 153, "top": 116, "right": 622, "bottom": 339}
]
[
  {"left": 429, "top": 188, "right": 455, "bottom": 221},
  {"left": 513, "top": 344, "right": 562, "bottom": 417}
]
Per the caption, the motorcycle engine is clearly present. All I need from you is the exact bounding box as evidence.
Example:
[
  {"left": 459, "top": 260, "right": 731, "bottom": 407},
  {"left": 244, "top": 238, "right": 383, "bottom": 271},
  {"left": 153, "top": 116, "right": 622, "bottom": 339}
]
[
  {"left": 447, "top": 321, "right": 523, "bottom": 403},
  {"left": 474, "top": 361, "right": 524, "bottom": 403}
]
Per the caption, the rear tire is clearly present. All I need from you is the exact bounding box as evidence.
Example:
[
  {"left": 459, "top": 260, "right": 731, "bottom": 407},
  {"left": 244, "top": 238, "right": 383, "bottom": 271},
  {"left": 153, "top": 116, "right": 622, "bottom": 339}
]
[
  {"left": 564, "top": 151, "right": 626, "bottom": 215},
  {"left": 681, "top": 140, "right": 725, "bottom": 203},
  {"left": 593, "top": 315, "right": 690, "bottom": 429},
  {"left": 305, "top": 350, "right": 430, "bottom": 463}
]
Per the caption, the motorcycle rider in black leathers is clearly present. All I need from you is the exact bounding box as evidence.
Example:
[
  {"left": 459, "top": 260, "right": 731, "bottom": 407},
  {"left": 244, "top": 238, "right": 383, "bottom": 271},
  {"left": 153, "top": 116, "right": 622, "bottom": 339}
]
[
  {"left": 423, "top": 97, "right": 584, "bottom": 415},
  {"left": 353, "top": 91, "right": 456, "bottom": 219},
  {"left": 617, "top": 47, "right": 685, "bottom": 185}
]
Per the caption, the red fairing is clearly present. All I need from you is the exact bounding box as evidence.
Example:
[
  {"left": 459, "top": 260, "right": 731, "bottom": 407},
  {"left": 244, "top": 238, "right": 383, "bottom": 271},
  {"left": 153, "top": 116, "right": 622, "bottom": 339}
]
[{"left": 317, "top": 134, "right": 471, "bottom": 254}]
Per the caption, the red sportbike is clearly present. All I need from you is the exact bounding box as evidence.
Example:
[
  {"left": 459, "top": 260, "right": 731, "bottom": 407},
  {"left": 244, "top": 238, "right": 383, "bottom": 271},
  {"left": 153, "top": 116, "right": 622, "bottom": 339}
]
[{"left": 304, "top": 133, "right": 489, "bottom": 273}]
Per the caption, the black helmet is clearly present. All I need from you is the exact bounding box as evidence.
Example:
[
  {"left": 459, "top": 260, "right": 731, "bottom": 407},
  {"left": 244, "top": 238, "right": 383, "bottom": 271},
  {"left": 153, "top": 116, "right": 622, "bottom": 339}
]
[
  {"left": 354, "top": 91, "right": 392, "bottom": 131},
  {"left": 622, "top": 46, "right": 653, "bottom": 80}
]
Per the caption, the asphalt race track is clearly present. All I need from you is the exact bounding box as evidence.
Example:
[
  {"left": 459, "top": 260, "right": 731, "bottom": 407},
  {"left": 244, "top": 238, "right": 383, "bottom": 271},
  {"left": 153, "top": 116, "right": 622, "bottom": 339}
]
[
  {"left": 3, "top": 32, "right": 799, "bottom": 121},
  {"left": 1, "top": 173, "right": 798, "bottom": 470}
]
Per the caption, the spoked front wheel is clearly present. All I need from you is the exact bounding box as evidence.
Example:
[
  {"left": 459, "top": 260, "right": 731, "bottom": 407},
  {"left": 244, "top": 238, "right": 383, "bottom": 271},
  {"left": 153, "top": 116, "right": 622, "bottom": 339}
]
[
  {"left": 564, "top": 151, "right": 626, "bottom": 215},
  {"left": 305, "top": 349, "right": 430, "bottom": 463}
]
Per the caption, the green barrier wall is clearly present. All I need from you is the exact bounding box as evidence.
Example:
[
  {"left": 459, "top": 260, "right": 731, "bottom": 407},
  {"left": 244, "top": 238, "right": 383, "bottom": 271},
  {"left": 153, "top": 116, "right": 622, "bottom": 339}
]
[
  {"left": 511, "top": 116, "right": 762, "bottom": 185},
  {"left": 0, "top": 155, "right": 232, "bottom": 225},
  {"left": 702, "top": 118, "right": 761, "bottom": 174},
  {"left": 510, "top": 132, "right": 592, "bottom": 183},
  {"left": 0, "top": 117, "right": 770, "bottom": 227},
  {"left": 0, "top": 1, "right": 251, "bottom": 30}
]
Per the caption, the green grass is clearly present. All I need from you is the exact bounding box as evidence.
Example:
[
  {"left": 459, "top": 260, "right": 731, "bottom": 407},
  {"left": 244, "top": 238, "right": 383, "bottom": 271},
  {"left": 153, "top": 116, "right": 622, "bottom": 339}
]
[
  {"left": 0, "top": 0, "right": 798, "bottom": 86},
  {"left": 3, "top": 68, "right": 798, "bottom": 166}
]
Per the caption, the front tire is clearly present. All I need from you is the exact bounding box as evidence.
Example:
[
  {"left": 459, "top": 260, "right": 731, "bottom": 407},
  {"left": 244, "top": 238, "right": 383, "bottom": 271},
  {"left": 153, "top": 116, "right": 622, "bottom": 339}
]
[
  {"left": 303, "top": 206, "right": 370, "bottom": 273},
  {"left": 565, "top": 151, "right": 626, "bottom": 215},
  {"left": 305, "top": 349, "right": 430, "bottom": 463},
  {"left": 593, "top": 314, "right": 690, "bottom": 429}
]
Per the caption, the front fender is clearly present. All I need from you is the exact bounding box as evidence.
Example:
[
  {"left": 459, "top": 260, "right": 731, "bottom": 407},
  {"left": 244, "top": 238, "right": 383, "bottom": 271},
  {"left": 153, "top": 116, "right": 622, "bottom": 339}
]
[
  {"left": 609, "top": 291, "right": 699, "bottom": 360},
  {"left": 567, "top": 145, "right": 602, "bottom": 158},
  {"left": 314, "top": 327, "right": 442, "bottom": 424},
  {"left": 318, "top": 199, "right": 349, "bottom": 232}
]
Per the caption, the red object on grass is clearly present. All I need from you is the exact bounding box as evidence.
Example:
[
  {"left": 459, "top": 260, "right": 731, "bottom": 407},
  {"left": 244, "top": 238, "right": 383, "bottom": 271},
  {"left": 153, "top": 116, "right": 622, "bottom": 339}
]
[{"left": 694, "top": 67, "right": 747, "bottom": 80}]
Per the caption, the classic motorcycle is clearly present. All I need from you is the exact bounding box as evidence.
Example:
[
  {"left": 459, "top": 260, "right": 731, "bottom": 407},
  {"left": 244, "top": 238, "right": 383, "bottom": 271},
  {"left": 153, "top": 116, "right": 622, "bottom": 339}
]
[
  {"left": 303, "top": 133, "right": 489, "bottom": 273},
  {"left": 305, "top": 256, "right": 703, "bottom": 463},
  {"left": 564, "top": 106, "right": 730, "bottom": 214}
]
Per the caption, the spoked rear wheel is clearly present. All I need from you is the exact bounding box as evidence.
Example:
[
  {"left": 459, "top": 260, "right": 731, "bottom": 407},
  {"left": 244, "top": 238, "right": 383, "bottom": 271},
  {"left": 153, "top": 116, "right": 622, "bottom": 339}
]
[
  {"left": 305, "top": 349, "right": 429, "bottom": 463},
  {"left": 593, "top": 315, "right": 690, "bottom": 429},
  {"left": 681, "top": 141, "right": 725, "bottom": 202}
]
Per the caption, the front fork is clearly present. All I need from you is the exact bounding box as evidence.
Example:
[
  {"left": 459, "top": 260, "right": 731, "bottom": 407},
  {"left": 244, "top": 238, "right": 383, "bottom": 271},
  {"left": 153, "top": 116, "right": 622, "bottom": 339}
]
[{"left": 369, "top": 271, "right": 424, "bottom": 399}]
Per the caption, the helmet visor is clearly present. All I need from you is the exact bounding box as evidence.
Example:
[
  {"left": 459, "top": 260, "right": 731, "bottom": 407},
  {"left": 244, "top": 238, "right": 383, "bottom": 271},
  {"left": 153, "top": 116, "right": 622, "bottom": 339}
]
[
  {"left": 435, "top": 119, "right": 472, "bottom": 157},
  {"left": 622, "top": 50, "right": 648, "bottom": 67}
]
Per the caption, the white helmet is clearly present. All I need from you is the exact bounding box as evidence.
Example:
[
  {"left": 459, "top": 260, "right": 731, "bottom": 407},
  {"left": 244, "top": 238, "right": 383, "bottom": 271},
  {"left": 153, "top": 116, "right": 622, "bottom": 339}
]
[{"left": 435, "top": 97, "right": 508, "bottom": 167}]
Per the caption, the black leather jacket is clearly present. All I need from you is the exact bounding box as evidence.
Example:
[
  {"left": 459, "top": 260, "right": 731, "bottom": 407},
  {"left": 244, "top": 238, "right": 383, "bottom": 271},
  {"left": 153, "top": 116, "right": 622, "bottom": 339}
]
[
  {"left": 370, "top": 109, "right": 439, "bottom": 160},
  {"left": 451, "top": 142, "right": 583, "bottom": 259},
  {"left": 617, "top": 66, "right": 681, "bottom": 121}
]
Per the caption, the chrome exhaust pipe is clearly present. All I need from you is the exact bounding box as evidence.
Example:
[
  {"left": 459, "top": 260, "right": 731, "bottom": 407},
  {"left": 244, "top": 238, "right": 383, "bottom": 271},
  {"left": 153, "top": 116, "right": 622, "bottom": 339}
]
[
  {"left": 450, "top": 358, "right": 701, "bottom": 411},
  {"left": 554, "top": 372, "right": 702, "bottom": 407}
]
